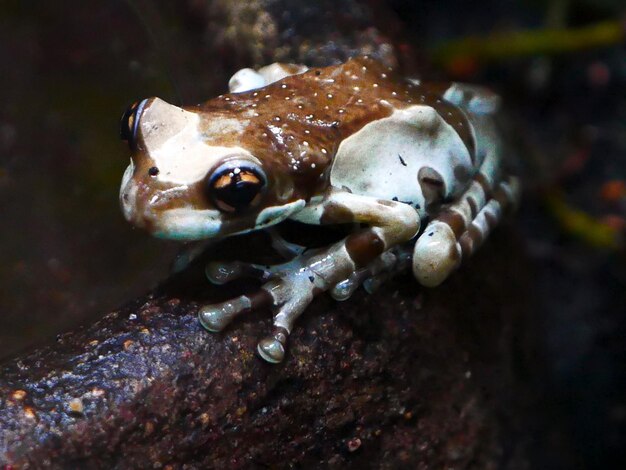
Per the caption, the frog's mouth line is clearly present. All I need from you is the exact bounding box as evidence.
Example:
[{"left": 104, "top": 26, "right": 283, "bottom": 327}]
[
  {"left": 119, "top": 161, "right": 138, "bottom": 224},
  {"left": 151, "top": 199, "right": 305, "bottom": 241}
]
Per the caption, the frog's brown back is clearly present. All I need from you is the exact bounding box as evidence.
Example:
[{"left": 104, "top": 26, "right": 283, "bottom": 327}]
[{"left": 193, "top": 57, "right": 478, "bottom": 199}]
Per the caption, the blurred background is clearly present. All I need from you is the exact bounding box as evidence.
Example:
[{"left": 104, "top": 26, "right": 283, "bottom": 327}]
[{"left": 0, "top": 0, "right": 624, "bottom": 468}]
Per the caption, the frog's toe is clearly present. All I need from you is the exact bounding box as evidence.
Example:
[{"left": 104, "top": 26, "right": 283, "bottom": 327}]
[
  {"left": 257, "top": 329, "right": 288, "bottom": 363},
  {"left": 330, "top": 274, "right": 362, "bottom": 301},
  {"left": 198, "top": 295, "right": 253, "bottom": 332},
  {"left": 329, "top": 247, "right": 411, "bottom": 301}
]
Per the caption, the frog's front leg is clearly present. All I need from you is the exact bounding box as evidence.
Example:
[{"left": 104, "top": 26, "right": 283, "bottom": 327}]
[{"left": 198, "top": 191, "right": 419, "bottom": 363}]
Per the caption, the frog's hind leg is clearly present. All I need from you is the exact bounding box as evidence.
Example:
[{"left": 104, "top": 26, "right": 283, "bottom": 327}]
[{"left": 413, "top": 175, "right": 520, "bottom": 287}]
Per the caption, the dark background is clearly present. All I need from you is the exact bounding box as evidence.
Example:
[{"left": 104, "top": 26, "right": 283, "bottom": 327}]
[{"left": 1, "top": 0, "right": 624, "bottom": 468}]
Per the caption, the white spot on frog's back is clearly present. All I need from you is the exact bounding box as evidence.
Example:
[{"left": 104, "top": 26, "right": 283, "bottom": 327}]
[
  {"left": 139, "top": 98, "right": 252, "bottom": 185},
  {"left": 229, "top": 68, "right": 266, "bottom": 93},
  {"left": 329, "top": 105, "right": 474, "bottom": 211},
  {"left": 228, "top": 63, "right": 309, "bottom": 93}
]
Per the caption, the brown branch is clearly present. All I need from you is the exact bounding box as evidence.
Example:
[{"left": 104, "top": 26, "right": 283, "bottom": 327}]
[{"left": 0, "top": 229, "right": 530, "bottom": 467}]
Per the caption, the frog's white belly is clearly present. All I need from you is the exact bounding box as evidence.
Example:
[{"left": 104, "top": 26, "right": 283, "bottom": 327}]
[{"left": 329, "top": 105, "right": 475, "bottom": 217}]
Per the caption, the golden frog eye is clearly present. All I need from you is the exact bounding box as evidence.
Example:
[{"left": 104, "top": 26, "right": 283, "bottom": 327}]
[
  {"left": 206, "top": 160, "right": 267, "bottom": 213},
  {"left": 120, "top": 99, "right": 147, "bottom": 151}
]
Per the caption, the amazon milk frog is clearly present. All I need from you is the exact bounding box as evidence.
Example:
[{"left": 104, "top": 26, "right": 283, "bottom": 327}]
[{"left": 119, "top": 57, "right": 520, "bottom": 363}]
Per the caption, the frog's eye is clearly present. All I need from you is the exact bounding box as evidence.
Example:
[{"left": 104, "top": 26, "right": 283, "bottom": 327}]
[
  {"left": 206, "top": 160, "right": 267, "bottom": 213},
  {"left": 120, "top": 99, "right": 146, "bottom": 150}
]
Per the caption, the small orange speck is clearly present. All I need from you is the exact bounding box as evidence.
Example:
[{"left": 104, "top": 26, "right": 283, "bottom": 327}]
[
  {"left": 24, "top": 407, "right": 37, "bottom": 419},
  {"left": 12, "top": 390, "right": 26, "bottom": 401},
  {"left": 68, "top": 398, "right": 84, "bottom": 414},
  {"left": 447, "top": 56, "right": 479, "bottom": 78},
  {"left": 144, "top": 420, "right": 155, "bottom": 435},
  {"left": 600, "top": 180, "right": 626, "bottom": 203},
  {"left": 123, "top": 339, "right": 134, "bottom": 350}
]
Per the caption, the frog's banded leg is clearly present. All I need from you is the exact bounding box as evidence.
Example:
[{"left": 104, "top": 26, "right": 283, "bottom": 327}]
[
  {"left": 199, "top": 192, "right": 419, "bottom": 363},
  {"left": 413, "top": 175, "right": 520, "bottom": 287}
]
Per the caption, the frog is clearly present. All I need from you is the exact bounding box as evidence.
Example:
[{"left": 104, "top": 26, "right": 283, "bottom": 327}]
[{"left": 119, "top": 56, "right": 520, "bottom": 364}]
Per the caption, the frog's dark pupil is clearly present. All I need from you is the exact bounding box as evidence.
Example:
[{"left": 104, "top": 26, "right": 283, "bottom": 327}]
[
  {"left": 209, "top": 167, "right": 265, "bottom": 213},
  {"left": 216, "top": 179, "right": 261, "bottom": 208},
  {"left": 148, "top": 166, "right": 159, "bottom": 176}
]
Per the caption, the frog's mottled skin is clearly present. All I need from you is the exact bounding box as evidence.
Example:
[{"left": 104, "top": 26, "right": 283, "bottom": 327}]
[{"left": 120, "top": 57, "right": 520, "bottom": 363}]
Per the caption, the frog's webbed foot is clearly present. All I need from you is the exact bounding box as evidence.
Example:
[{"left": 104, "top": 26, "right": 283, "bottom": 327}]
[
  {"left": 198, "top": 247, "right": 330, "bottom": 363},
  {"left": 330, "top": 246, "right": 412, "bottom": 301}
]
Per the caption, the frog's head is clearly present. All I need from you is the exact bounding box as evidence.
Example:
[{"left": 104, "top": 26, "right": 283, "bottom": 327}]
[{"left": 119, "top": 97, "right": 304, "bottom": 240}]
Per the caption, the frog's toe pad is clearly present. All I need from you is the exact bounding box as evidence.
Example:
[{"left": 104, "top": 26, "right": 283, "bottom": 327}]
[
  {"left": 257, "top": 338, "right": 285, "bottom": 363},
  {"left": 198, "top": 295, "right": 252, "bottom": 332},
  {"left": 257, "top": 327, "right": 289, "bottom": 363},
  {"left": 330, "top": 276, "right": 361, "bottom": 301}
]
